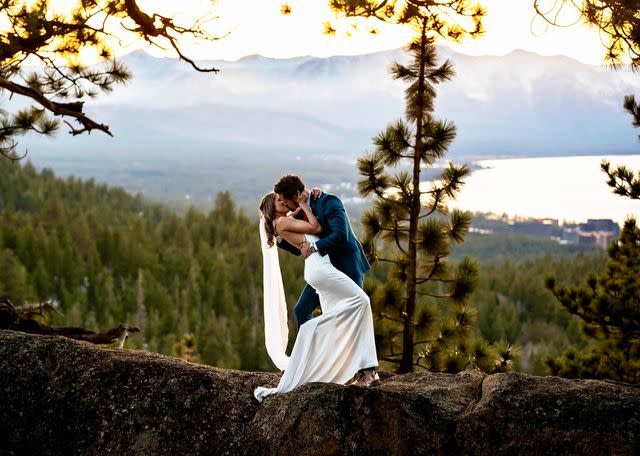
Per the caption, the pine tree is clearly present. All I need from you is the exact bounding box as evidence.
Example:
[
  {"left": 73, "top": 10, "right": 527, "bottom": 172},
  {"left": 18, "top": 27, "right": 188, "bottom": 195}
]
[
  {"left": 172, "top": 333, "right": 199, "bottom": 363},
  {"left": 545, "top": 218, "right": 640, "bottom": 383},
  {"left": 545, "top": 97, "right": 640, "bottom": 384},
  {"left": 357, "top": 28, "right": 514, "bottom": 373},
  {"left": 0, "top": 248, "right": 30, "bottom": 301},
  {"left": 600, "top": 96, "right": 640, "bottom": 199}
]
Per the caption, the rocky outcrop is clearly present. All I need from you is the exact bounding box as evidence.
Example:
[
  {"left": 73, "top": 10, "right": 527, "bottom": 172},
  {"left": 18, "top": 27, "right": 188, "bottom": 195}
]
[{"left": 1, "top": 330, "right": 638, "bottom": 455}]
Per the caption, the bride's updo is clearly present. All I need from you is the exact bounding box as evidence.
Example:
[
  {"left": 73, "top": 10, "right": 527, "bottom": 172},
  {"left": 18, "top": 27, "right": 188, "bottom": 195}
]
[{"left": 259, "top": 192, "right": 278, "bottom": 247}]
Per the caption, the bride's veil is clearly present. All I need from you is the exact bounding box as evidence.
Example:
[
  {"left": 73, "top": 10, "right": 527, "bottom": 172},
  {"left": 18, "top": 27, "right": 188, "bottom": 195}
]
[{"left": 259, "top": 217, "right": 290, "bottom": 371}]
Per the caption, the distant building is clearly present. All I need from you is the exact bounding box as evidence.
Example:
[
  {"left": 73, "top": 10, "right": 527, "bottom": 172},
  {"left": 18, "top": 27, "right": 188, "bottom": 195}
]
[
  {"left": 560, "top": 228, "right": 579, "bottom": 245},
  {"left": 579, "top": 219, "right": 620, "bottom": 236},
  {"left": 577, "top": 230, "right": 616, "bottom": 249},
  {"left": 513, "top": 219, "right": 559, "bottom": 237},
  {"left": 469, "top": 227, "right": 493, "bottom": 235},
  {"left": 470, "top": 213, "right": 620, "bottom": 250},
  {"left": 577, "top": 232, "right": 596, "bottom": 246},
  {"left": 556, "top": 219, "right": 619, "bottom": 248}
]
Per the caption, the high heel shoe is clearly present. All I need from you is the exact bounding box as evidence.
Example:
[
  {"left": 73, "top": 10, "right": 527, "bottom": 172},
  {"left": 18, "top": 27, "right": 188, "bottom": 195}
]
[{"left": 352, "top": 369, "right": 380, "bottom": 387}]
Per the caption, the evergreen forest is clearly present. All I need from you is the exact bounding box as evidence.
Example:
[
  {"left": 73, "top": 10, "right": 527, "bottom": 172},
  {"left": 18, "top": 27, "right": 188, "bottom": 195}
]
[{"left": 0, "top": 159, "right": 608, "bottom": 375}]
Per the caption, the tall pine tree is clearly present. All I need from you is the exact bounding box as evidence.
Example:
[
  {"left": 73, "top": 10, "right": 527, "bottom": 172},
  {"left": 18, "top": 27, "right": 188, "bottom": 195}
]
[{"left": 357, "top": 24, "right": 515, "bottom": 373}]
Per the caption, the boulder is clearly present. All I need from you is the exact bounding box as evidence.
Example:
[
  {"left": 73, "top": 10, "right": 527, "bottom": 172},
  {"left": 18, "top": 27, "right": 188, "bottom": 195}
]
[{"left": 1, "top": 330, "right": 638, "bottom": 455}]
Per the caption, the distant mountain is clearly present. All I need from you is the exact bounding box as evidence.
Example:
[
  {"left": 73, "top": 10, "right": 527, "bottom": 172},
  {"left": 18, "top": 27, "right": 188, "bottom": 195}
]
[
  {"left": 18, "top": 46, "right": 640, "bottom": 205},
  {"left": 23, "top": 46, "right": 640, "bottom": 161}
]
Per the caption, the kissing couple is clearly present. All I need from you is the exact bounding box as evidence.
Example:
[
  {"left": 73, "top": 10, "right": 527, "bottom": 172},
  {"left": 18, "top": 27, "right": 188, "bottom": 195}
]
[{"left": 254, "top": 173, "right": 379, "bottom": 402}]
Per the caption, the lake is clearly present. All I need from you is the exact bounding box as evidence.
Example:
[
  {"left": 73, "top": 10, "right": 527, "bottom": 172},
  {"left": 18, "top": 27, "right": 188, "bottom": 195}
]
[{"left": 450, "top": 155, "right": 640, "bottom": 225}]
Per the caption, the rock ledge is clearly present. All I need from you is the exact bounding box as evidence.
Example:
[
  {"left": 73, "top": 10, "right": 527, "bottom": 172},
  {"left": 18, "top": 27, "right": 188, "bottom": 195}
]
[{"left": 1, "top": 330, "right": 638, "bottom": 455}]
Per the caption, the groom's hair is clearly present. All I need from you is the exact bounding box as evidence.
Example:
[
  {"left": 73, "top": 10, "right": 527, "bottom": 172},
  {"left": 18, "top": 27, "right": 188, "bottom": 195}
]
[{"left": 274, "top": 174, "right": 305, "bottom": 199}]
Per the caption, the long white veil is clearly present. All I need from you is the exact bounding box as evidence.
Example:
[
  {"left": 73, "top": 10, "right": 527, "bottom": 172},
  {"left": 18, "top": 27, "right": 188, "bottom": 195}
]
[{"left": 259, "top": 217, "right": 290, "bottom": 371}]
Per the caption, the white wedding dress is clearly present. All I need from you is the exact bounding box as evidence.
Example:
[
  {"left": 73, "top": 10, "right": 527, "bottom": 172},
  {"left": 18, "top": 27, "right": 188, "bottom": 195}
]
[{"left": 254, "top": 234, "right": 378, "bottom": 402}]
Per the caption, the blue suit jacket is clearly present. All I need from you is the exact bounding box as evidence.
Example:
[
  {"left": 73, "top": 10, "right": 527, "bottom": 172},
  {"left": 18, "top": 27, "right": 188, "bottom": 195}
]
[{"left": 277, "top": 192, "right": 370, "bottom": 285}]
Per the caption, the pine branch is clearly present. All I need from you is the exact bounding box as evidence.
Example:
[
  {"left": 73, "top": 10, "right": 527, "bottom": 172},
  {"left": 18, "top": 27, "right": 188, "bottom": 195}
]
[
  {"left": 377, "top": 257, "right": 404, "bottom": 265},
  {"left": 0, "top": 143, "right": 25, "bottom": 161},
  {"left": 381, "top": 357, "right": 402, "bottom": 363},
  {"left": 380, "top": 312, "right": 404, "bottom": 324},
  {"left": 602, "top": 159, "right": 640, "bottom": 200},
  {"left": 623, "top": 95, "right": 640, "bottom": 129},
  {"left": 416, "top": 254, "right": 445, "bottom": 284},
  {"left": 380, "top": 227, "right": 410, "bottom": 232},
  {"left": 0, "top": 76, "right": 111, "bottom": 136},
  {"left": 419, "top": 187, "right": 445, "bottom": 218},
  {"left": 392, "top": 220, "right": 408, "bottom": 255},
  {"left": 382, "top": 351, "right": 403, "bottom": 358},
  {"left": 417, "top": 277, "right": 454, "bottom": 283},
  {"left": 416, "top": 291, "right": 450, "bottom": 298},
  {"left": 556, "top": 291, "right": 638, "bottom": 337},
  {"left": 413, "top": 338, "right": 436, "bottom": 346}
]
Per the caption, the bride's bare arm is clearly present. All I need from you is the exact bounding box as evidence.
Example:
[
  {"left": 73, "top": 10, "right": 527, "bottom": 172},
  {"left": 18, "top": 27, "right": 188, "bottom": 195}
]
[
  {"left": 276, "top": 191, "right": 322, "bottom": 235},
  {"left": 276, "top": 204, "right": 322, "bottom": 235}
]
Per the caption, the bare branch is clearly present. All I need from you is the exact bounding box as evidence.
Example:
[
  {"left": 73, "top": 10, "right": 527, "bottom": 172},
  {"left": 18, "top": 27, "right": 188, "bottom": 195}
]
[{"left": 123, "top": 0, "right": 222, "bottom": 73}]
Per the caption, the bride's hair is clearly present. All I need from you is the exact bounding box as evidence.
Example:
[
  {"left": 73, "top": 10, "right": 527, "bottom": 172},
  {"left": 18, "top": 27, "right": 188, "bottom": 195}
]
[{"left": 259, "top": 192, "right": 278, "bottom": 247}]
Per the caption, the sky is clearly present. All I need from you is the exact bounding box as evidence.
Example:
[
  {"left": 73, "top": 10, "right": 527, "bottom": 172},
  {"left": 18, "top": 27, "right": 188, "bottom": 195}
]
[{"left": 129, "top": 0, "right": 607, "bottom": 64}]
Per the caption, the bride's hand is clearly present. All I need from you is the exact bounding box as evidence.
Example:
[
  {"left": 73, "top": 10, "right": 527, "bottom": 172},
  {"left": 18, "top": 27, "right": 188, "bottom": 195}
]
[
  {"left": 311, "top": 187, "right": 323, "bottom": 199},
  {"left": 290, "top": 207, "right": 303, "bottom": 217}
]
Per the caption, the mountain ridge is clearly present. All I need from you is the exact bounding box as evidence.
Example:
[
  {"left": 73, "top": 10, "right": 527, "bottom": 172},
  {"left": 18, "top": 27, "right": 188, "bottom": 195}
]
[
  {"left": 121, "top": 45, "right": 602, "bottom": 67},
  {"left": 19, "top": 45, "right": 640, "bottom": 202}
]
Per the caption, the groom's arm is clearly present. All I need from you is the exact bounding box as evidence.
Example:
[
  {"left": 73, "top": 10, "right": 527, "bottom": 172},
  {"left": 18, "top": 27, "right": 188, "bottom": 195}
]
[
  {"left": 277, "top": 238, "right": 302, "bottom": 256},
  {"left": 314, "top": 198, "right": 348, "bottom": 256}
]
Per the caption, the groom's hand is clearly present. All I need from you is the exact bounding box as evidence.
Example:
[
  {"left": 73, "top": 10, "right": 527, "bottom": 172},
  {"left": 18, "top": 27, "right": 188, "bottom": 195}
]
[
  {"left": 298, "top": 189, "right": 309, "bottom": 204},
  {"left": 300, "top": 242, "right": 313, "bottom": 259}
]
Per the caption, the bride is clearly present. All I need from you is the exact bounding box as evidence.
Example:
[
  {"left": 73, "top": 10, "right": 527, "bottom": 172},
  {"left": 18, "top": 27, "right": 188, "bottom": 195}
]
[{"left": 254, "top": 190, "right": 379, "bottom": 402}]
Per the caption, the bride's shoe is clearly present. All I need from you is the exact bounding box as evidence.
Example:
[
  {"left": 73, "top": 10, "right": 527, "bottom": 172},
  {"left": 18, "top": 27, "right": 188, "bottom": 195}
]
[
  {"left": 344, "top": 371, "right": 363, "bottom": 386},
  {"left": 351, "top": 369, "right": 380, "bottom": 387}
]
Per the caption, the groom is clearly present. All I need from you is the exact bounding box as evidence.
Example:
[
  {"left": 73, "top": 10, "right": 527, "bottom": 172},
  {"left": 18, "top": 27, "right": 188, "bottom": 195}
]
[{"left": 273, "top": 173, "right": 370, "bottom": 327}]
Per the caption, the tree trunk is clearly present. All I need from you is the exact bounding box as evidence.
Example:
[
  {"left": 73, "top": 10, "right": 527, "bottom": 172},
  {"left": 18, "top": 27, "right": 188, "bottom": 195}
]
[
  {"left": 137, "top": 268, "right": 147, "bottom": 349},
  {"left": 400, "top": 21, "right": 428, "bottom": 374}
]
